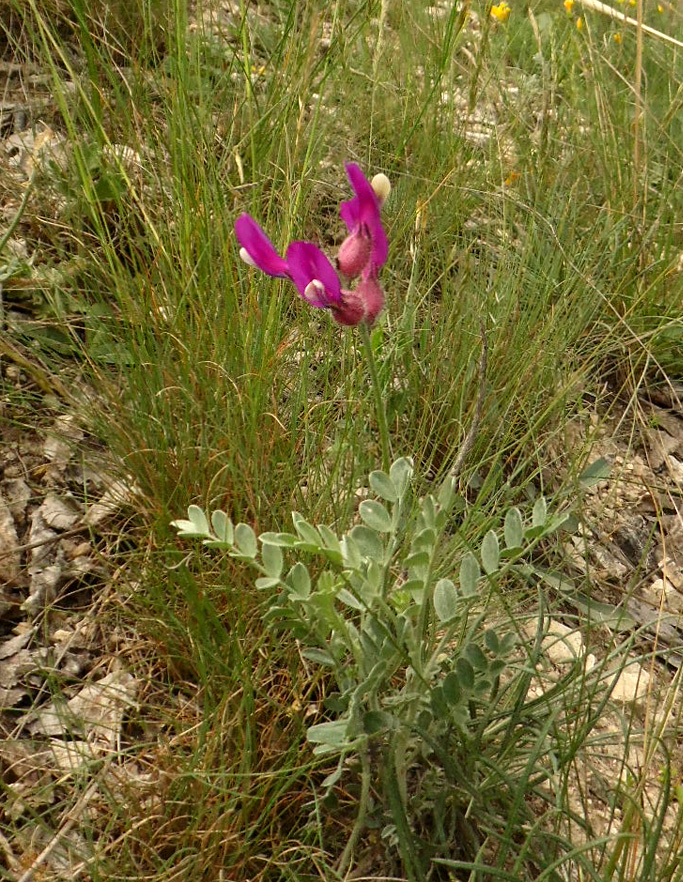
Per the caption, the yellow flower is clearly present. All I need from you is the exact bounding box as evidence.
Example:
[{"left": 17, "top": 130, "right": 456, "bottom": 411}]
[
  {"left": 490, "top": 1, "right": 511, "bottom": 22},
  {"left": 564, "top": 0, "right": 574, "bottom": 12},
  {"left": 657, "top": 3, "right": 663, "bottom": 10},
  {"left": 628, "top": 0, "right": 636, "bottom": 6},
  {"left": 576, "top": 16, "right": 583, "bottom": 28},
  {"left": 613, "top": 31, "right": 622, "bottom": 42}
]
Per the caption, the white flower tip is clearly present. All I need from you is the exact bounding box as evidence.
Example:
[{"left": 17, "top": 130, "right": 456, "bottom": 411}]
[
  {"left": 371, "top": 173, "right": 391, "bottom": 204},
  {"left": 304, "top": 279, "right": 326, "bottom": 302},
  {"left": 239, "top": 247, "right": 257, "bottom": 268}
]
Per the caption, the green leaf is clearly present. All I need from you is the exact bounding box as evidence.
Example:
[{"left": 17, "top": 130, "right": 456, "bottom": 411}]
[
  {"left": 401, "top": 578, "right": 425, "bottom": 604},
  {"left": 210, "top": 509, "right": 233, "bottom": 544},
  {"left": 459, "top": 552, "right": 481, "bottom": 597},
  {"left": 430, "top": 685, "right": 449, "bottom": 717},
  {"left": 534, "top": 568, "right": 576, "bottom": 592},
  {"left": 287, "top": 562, "right": 311, "bottom": 599},
  {"left": 255, "top": 576, "right": 281, "bottom": 590},
  {"left": 489, "top": 659, "right": 506, "bottom": 677},
  {"left": 369, "top": 470, "right": 398, "bottom": 502},
  {"left": 504, "top": 507, "right": 524, "bottom": 549},
  {"left": 337, "top": 588, "right": 363, "bottom": 609},
  {"left": 261, "top": 541, "right": 283, "bottom": 578},
  {"left": 456, "top": 656, "right": 475, "bottom": 690},
  {"left": 365, "top": 559, "right": 383, "bottom": 595},
  {"left": 307, "top": 719, "right": 349, "bottom": 747},
  {"left": 389, "top": 457, "right": 414, "bottom": 498},
  {"left": 437, "top": 476, "right": 456, "bottom": 511},
  {"left": 569, "top": 595, "right": 636, "bottom": 631},
  {"left": 499, "top": 633, "right": 517, "bottom": 655},
  {"left": 474, "top": 678, "right": 492, "bottom": 696},
  {"left": 359, "top": 500, "right": 393, "bottom": 533},
  {"left": 433, "top": 578, "right": 459, "bottom": 622},
  {"left": 420, "top": 495, "right": 437, "bottom": 529},
  {"left": 442, "top": 671, "right": 462, "bottom": 706},
  {"left": 465, "top": 643, "right": 488, "bottom": 671},
  {"left": 484, "top": 629, "right": 500, "bottom": 654},
  {"left": 317, "top": 524, "right": 342, "bottom": 555},
  {"left": 341, "top": 535, "right": 361, "bottom": 569},
  {"left": 321, "top": 761, "right": 344, "bottom": 790},
  {"left": 234, "top": 523, "right": 257, "bottom": 558},
  {"left": 315, "top": 571, "right": 337, "bottom": 593},
  {"left": 258, "top": 531, "right": 297, "bottom": 547},
  {"left": 405, "top": 550, "right": 430, "bottom": 572},
  {"left": 350, "top": 525, "right": 384, "bottom": 560},
  {"left": 412, "top": 527, "right": 436, "bottom": 552},
  {"left": 292, "top": 513, "right": 321, "bottom": 547},
  {"left": 579, "top": 457, "right": 611, "bottom": 487},
  {"left": 481, "top": 529, "right": 500, "bottom": 575},
  {"left": 302, "top": 648, "right": 336, "bottom": 666},
  {"left": 171, "top": 504, "right": 210, "bottom": 537},
  {"left": 532, "top": 496, "right": 547, "bottom": 529}
]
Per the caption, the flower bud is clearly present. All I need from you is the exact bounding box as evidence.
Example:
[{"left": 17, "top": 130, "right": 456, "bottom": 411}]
[
  {"left": 332, "top": 289, "right": 366, "bottom": 326},
  {"left": 337, "top": 230, "right": 372, "bottom": 278},
  {"left": 371, "top": 173, "right": 391, "bottom": 205},
  {"left": 355, "top": 275, "right": 385, "bottom": 326}
]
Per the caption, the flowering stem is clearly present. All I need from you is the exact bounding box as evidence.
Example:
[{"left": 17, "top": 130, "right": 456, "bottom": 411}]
[
  {"left": 359, "top": 321, "right": 392, "bottom": 472},
  {"left": 336, "top": 748, "right": 371, "bottom": 876}
]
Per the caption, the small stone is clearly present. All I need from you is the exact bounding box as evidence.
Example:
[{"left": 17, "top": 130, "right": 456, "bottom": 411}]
[
  {"left": 585, "top": 653, "right": 598, "bottom": 671},
  {"left": 648, "top": 577, "right": 683, "bottom": 613},
  {"left": 542, "top": 623, "right": 584, "bottom": 665},
  {"left": 525, "top": 618, "right": 584, "bottom": 665},
  {"left": 610, "top": 663, "right": 651, "bottom": 706}
]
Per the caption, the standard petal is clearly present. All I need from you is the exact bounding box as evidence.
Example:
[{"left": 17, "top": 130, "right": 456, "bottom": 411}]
[
  {"left": 235, "top": 214, "right": 289, "bottom": 277},
  {"left": 339, "top": 194, "right": 360, "bottom": 232},
  {"left": 286, "top": 241, "right": 342, "bottom": 307},
  {"left": 341, "top": 164, "right": 388, "bottom": 270},
  {"left": 339, "top": 163, "right": 374, "bottom": 231},
  {"left": 368, "top": 215, "right": 388, "bottom": 270}
]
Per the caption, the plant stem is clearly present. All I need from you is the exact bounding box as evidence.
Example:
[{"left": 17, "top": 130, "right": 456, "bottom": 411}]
[
  {"left": 359, "top": 321, "right": 392, "bottom": 472},
  {"left": 336, "top": 748, "right": 372, "bottom": 876}
]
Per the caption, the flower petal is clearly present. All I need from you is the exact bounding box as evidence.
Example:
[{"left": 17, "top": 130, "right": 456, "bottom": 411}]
[
  {"left": 339, "top": 162, "right": 371, "bottom": 231},
  {"left": 340, "top": 163, "right": 388, "bottom": 271},
  {"left": 235, "top": 214, "right": 289, "bottom": 277},
  {"left": 355, "top": 275, "right": 385, "bottom": 325},
  {"left": 286, "top": 241, "right": 341, "bottom": 307}
]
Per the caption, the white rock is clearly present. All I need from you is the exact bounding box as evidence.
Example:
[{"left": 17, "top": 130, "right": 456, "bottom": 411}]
[
  {"left": 525, "top": 618, "right": 585, "bottom": 665},
  {"left": 609, "top": 662, "right": 651, "bottom": 705}
]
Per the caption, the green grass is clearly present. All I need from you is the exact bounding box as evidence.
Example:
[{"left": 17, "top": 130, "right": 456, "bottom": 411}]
[{"left": 2, "top": 0, "right": 683, "bottom": 878}]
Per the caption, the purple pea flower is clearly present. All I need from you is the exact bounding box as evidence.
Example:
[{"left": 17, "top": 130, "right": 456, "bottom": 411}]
[
  {"left": 337, "top": 163, "right": 388, "bottom": 280},
  {"left": 234, "top": 163, "right": 388, "bottom": 326},
  {"left": 235, "top": 215, "right": 349, "bottom": 316},
  {"left": 235, "top": 214, "right": 289, "bottom": 278}
]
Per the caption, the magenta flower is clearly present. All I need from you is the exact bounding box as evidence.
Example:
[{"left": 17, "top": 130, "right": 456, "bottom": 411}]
[
  {"left": 337, "top": 163, "right": 388, "bottom": 280},
  {"left": 235, "top": 163, "right": 388, "bottom": 326},
  {"left": 235, "top": 214, "right": 289, "bottom": 278}
]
